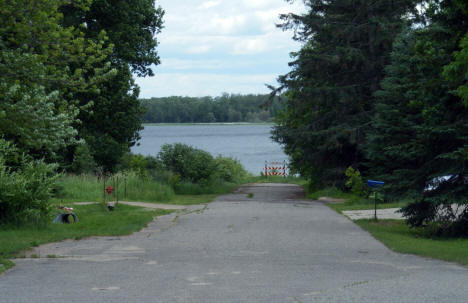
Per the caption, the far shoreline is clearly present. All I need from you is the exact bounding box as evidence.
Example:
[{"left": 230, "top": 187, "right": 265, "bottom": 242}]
[{"left": 142, "top": 122, "right": 275, "bottom": 127}]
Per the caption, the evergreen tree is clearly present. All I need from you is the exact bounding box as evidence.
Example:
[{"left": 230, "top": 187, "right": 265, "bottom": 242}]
[
  {"left": 367, "top": 0, "right": 468, "bottom": 235},
  {"left": 272, "top": 0, "right": 418, "bottom": 187}
]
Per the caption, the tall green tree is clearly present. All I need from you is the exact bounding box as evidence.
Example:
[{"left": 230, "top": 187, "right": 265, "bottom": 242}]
[
  {"left": 0, "top": 0, "right": 114, "bottom": 160},
  {"left": 272, "top": 0, "right": 418, "bottom": 187},
  {"left": 367, "top": 0, "right": 468, "bottom": 235},
  {"left": 61, "top": 0, "right": 164, "bottom": 171}
]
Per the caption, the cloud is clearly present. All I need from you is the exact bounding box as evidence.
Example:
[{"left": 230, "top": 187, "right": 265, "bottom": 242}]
[
  {"left": 136, "top": 0, "right": 306, "bottom": 97},
  {"left": 186, "top": 45, "right": 212, "bottom": 54},
  {"left": 136, "top": 73, "right": 279, "bottom": 98},
  {"left": 199, "top": 1, "right": 220, "bottom": 9}
]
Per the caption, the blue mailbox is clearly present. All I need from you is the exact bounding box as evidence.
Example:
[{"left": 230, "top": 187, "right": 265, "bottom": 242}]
[
  {"left": 367, "top": 180, "right": 385, "bottom": 187},
  {"left": 367, "top": 180, "right": 385, "bottom": 220}
]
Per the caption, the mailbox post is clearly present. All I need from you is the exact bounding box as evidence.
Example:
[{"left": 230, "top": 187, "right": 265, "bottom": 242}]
[{"left": 367, "top": 180, "right": 385, "bottom": 220}]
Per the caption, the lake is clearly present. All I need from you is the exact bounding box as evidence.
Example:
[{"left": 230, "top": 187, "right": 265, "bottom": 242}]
[{"left": 131, "top": 124, "right": 288, "bottom": 175}]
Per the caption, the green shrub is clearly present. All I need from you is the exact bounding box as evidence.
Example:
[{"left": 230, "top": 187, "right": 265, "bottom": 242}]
[
  {"left": 345, "top": 166, "right": 366, "bottom": 197},
  {"left": 213, "top": 156, "right": 248, "bottom": 183},
  {"left": 129, "top": 154, "right": 148, "bottom": 178},
  {"left": 158, "top": 143, "right": 216, "bottom": 183},
  {"left": 0, "top": 139, "right": 58, "bottom": 225},
  {"left": 71, "top": 143, "right": 96, "bottom": 174}
]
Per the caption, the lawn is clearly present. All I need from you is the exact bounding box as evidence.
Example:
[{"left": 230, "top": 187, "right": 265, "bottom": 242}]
[
  {"left": 356, "top": 220, "right": 468, "bottom": 266},
  {"left": 306, "top": 187, "right": 468, "bottom": 267},
  {"left": 0, "top": 203, "right": 173, "bottom": 274}
]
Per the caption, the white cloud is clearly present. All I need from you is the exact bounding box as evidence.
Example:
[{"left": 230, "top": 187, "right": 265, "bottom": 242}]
[
  {"left": 199, "top": 1, "right": 220, "bottom": 9},
  {"left": 241, "top": 0, "right": 271, "bottom": 9},
  {"left": 231, "top": 37, "right": 267, "bottom": 55},
  {"left": 136, "top": 73, "right": 279, "bottom": 97},
  {"left": 186, "top": 45, "right": 212, "bottom": 54},
  {"left": 137, "top": 0, "right": 306, "bottom": 96}
]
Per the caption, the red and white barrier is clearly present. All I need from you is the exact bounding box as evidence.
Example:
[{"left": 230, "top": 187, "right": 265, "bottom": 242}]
[{"left": 264, "top": 160, "right": 287, "bottom": 176}]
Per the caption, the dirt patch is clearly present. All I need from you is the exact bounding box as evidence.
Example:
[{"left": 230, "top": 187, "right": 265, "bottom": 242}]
[{"left": 317, "top": 197, "right": 346, "bottom": 204}]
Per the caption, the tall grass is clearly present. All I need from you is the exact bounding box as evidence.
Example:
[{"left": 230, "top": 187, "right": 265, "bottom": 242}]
[{"left": 54, "top": 172, "right": 174, "bottom": 203}]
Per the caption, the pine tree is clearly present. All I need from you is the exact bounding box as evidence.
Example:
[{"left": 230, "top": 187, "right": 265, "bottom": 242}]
[
  {"left": 367, "top": 0, "right": 468, "bottom": 235},
  {"left": 273, "top": 0, "right": 418, "bottom": 187}
]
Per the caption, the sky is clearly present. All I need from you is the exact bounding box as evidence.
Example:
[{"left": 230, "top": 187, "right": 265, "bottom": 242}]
[{"left": 135, "top": 0, "right": 305, "bottom": 98}]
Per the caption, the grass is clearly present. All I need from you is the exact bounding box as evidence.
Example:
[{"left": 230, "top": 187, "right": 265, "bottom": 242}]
[
  {"left": 54, "top": 173, "right": 237, "bottom": 205},
  {"left": 304, "top": 186, "right": 410, "bottom": 212},
  {"left": 169, "top": 194, "right": 218, "bottom": 205},
  {"left": 0, "top": 203, "right": 173, "bottom": 273},
  {"left": 308, "top": 186, "right": 468, "bottom": 266},
  {"left": 1, "top": 171, "right": 233, "bottom": 274},
  {"left": 356, "top": 220, "right": 468, "bottom": 266},
  {"left": 328, "top": 201, "right": 408, "bottom": 213},
  {"left": 54, "top": 173, "right": 174, "bottom": 203}
]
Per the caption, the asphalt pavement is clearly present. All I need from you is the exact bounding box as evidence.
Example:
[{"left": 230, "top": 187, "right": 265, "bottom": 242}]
[{"left": 1, "top": 183, "right": 467, "bottom": 303}]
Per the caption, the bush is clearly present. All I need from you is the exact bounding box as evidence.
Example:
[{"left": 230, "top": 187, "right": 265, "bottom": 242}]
[
  {"left": 158, "top": 143, "right": 216, "bottom": 183},
  {"left": 0, "top": 139, "right": 58, "bottom": 225},
  {"left": 345, "top": 166, "right": 366, "bottom": 197},
  {"left": 213, "top": 156, "right": 248, "bottom": 183},
  {"left": 400, "top": 174, "right": 468, "bottom": 237},
  {"left": 71, "top": 143, "right": 96, "bottom": 174}
]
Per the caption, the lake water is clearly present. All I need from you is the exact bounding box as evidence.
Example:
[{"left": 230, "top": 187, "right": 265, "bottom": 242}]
[{"left": 131, "top": 124, "right": 288, "bottom": 175}]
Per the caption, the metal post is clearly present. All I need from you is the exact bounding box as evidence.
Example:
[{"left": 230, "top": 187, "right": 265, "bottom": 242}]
[
  {"left": 374, "top": 191, "right": 377, "bottom": 221},
  {"left": 103, "top": 175, "right": 106, "bottom": 204},
  {"left": 116, "top": 176, "right": 119, "bottom": 206},
  {"left": 283, "top": 160, "right": 286, "bottom": 178},
  {"left": 124, "top": 176, "right": 127, "bottom": 200}
]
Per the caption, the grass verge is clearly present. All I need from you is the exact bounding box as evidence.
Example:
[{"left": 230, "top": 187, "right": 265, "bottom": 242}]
[
  {"left": 328, "top": 202, "right": 407, "bottom": 213},
  {"left": 355, "top": 220, "right": 468, "bottom": 266},
  {"left": 0, "top": 203, "right": 173, "bottom": 274}
]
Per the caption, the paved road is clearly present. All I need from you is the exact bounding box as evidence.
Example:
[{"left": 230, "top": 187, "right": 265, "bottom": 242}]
[{"left": 1, "top": 183, "right": 467, "bottom": 302}]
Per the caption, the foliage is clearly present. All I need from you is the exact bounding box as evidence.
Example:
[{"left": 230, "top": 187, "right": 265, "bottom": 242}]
[
  {"left": 443, "top": 28, "right": 468, "bottom": 105},
  {"left": 71, "top": 143, "right": 97, "bottom": 174},
  {"left": 0, "top": 140, "right": 58, "bottom": 225},
  {"left": 366, "top": 0, "right": 468, "bottom": 235},
  {"left": 129, "top": 154, "right": 149, "bottom": 178},
  {"left": 213, "top": 156, "right": 248, "bottom": 183},
  {"left": 141, "top": 94, "right": 284, "bottom": 123},
  {"left": 272, "top": 0, "right": 418, "bottom": 187},
  {"left": 0, "top": 0, "right": 114, "bottom": 161},
  {"left": 158, "top": 143, "right": 216, "bottom": 183},
  {"left": 345, "top": 167, "right": 366, "bottom": 197},
  {"left": 60, "top": 0, "right": 164, "bottom": 171}
]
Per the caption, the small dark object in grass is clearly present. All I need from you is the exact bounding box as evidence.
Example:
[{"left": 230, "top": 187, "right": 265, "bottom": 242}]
[
  {"left": 53, "top": 213, "right": 78, "bottom": 224},
  {"left": 107, "top": 202, "right": 115, "bottom": 211}
]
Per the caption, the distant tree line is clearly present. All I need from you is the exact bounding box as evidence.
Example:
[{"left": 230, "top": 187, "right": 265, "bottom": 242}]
[{"left": 141, "top": 94, "right": 284, "bottom": 123}]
